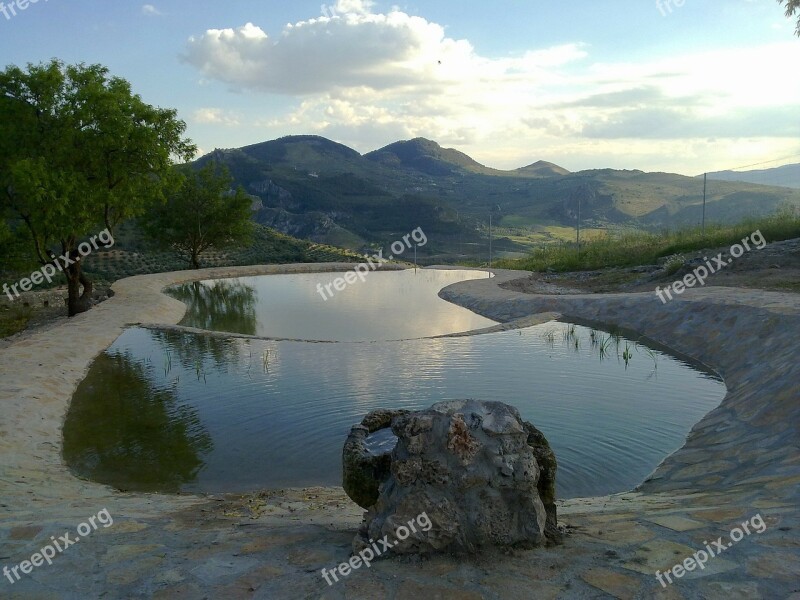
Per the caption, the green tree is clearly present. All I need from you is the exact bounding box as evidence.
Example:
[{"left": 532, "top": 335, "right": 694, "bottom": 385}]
[
  {"left": 780, "top": 0, "right": 800, "bottom": 35},
  {"left": 142, "top": 161, "right": 254, "bottom": 269},
  {"left": 0, "top": 60, "right": 195, "bottom": 316}
]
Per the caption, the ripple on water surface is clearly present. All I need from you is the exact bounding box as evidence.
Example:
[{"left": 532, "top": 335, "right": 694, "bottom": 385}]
[{"left": 64, "top": 321, "right": 725, "bottom": 498}]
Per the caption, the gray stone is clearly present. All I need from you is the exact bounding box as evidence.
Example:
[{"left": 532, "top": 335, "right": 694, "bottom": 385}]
[
  {"left": 348, "top": 400, "right": 560, "bottom": 555},
  {"left": 342, "top": 409, "right": 409, "bottom": 509}
]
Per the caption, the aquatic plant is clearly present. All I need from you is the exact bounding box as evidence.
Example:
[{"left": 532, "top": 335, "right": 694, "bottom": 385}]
[{"left": 622, "top": 343, "right": 633, "bottom": 368}]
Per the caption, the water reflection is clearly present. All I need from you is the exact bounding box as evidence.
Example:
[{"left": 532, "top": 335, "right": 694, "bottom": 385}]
[
  {"left": 168, "top": 280, "right": 257, "bottom": 336},
  {"left": 166, "top": 270, "right": 497, "bottom": 341},
  {"left": 150, "top": 328, "right": 241, "bottom": 377},
  {"left": 63, "top": 350, "right": 213, "bottom": 492},
  {"left": 64, "top": 324, "right": 725, "bottom": 497}
]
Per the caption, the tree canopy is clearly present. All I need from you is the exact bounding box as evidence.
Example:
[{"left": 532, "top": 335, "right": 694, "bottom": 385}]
[
  {"left": 780, "top": 0, "right": 800, "bottom": 35},
  {"left": 141, "top": 161, "right": 254, "bottom": 269},
  {"left": 0, "top": 59, "right": 195, "bottom": 315}
]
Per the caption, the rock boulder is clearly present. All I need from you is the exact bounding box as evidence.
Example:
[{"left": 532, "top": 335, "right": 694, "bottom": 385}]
[{"left": 342, "top": 400, "right": 560, "bottom": 555}]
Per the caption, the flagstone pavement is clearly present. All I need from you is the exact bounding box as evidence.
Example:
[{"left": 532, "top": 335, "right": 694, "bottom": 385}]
[{"left": 0, "top": 264, "right": 797, "bottom": 599}]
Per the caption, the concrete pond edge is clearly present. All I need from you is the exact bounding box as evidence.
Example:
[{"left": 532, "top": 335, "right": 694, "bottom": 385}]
[{"left": 0, "top": 263, "right": 797, "bottom": 599}]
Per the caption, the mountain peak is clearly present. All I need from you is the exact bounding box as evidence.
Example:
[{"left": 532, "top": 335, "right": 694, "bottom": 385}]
[
  {"left": 239, "top": 135, "right": 362, "bottom": 165},
  {"left": 365, "top": 138, "right": 491, "bottom": 176},
  {"left": 516, "top": 160, "right": 571, "bottom": 177}
]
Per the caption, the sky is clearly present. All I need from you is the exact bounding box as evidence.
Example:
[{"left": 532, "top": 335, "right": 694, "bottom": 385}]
[{"left": 1, "top": 0, "right": 798, "bottom": 175}]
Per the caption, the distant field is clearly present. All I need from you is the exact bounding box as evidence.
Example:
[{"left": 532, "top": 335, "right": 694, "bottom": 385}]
[
  {"left": 496, "top": 209, "right": 800, "bottom": 273},
  {"left": 494, "top": 223, "right": 620, "bottom": 252}
]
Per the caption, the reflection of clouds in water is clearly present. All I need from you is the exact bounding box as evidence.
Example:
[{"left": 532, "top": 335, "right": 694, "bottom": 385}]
[
  {"left": 273, "top": 335, "right": 483, "bottom": 415},
  {"left": 213, "top": 270, "right": 496, "bottom": 341},
  {"left": 216, "top": 331, "right": 483, "bottom": 418},
  {"left": 74, "top": 323, "right": 725, "bottom": 496}
]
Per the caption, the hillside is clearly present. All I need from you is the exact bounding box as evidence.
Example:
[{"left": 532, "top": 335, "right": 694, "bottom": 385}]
[
  {"left": 706, "top": 162, "right": 800, "bottom": 190},
  {"left": 194, "top": 136, "right": 800, "bottom": 262}
]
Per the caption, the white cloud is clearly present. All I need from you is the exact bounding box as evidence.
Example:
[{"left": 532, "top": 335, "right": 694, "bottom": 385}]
[
  {"left": 332, "top": 0, "right": 374, "bottom": 15},
  {"left": 192, "top": 108, "right": 241, "bottom": 126},
  {"left": 183, "top": 12, "right": 489, "bottom": 95},
  {"left": 141, "top": 4, "right": 163, "bottom": 17},
  {"left": 182, "top": 4, "right": 800, "bottom": 173}
]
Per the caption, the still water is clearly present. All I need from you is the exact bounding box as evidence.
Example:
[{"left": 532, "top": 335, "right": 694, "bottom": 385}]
[
  {"left": 64, "top": 270, "right": 725, "bottom": 499},
  {"left": 166, "top": 269, "right": 497, "bottom": 341}
]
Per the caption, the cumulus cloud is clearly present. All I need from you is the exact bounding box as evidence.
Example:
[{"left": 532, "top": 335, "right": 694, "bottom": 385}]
[
  {"left": 183, "top": 13, "right": 486, "bottom": 95},
  {"left": 181, "top": 3, "right": 800, "bottom": 172}
]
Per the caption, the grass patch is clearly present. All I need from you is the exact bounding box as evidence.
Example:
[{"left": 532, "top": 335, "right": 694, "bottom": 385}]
[
  {"left": 496, "top": 208, "right": 800, "bottom": 272},
  {"left": 773, "top": 281, "right": 800, "bottom": 292},
  {"left": 0, "top": 305, "right": 33, "bottom": 338}
]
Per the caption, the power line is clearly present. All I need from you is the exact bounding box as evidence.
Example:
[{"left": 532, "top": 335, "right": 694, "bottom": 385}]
[{"left": 725, "top": 153, "right": 800, "bottom": 172}]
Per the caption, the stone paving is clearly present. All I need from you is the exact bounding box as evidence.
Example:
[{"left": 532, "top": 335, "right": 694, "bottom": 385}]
[{"left": 0, "top": 264, "right": 798, "bottom": 599}]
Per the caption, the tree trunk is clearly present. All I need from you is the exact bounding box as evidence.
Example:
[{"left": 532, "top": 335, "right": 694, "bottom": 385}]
[
  {"left": 191, "top": 251, "right": 200, "bottom": 269},
  {"left": 66, "top": 259, "right": 93, "bottom": 317}
]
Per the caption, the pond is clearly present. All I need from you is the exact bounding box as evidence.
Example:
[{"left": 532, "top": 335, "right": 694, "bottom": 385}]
[
  {"left": 64, "top": 270, "right": 726, "bottom": 499},
  {"left": 165, "top": 269, "right": 497, "bottom": 341}
]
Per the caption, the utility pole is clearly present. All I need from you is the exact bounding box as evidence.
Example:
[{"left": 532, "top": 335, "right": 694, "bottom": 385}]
[
  {"left": 455, "top": 210, "right": 462, "bottom": 258},
  {"left": 576, "top": 193, "right": 581, "bottom": 251},
  {"left": 702, "top": 173, "right": 707, "bottom": 238},
  {"left": 488, "top": 212, "right": 492, "bottom": 272}
]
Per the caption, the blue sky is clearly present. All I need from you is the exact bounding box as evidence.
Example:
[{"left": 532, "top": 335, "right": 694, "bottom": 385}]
[{"left": 1, "top": 0, "right": 798, "bottom": 174}]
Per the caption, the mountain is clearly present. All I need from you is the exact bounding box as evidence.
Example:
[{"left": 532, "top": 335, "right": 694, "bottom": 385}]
[
  {"left": 241, "top": 135, "right": 362, "bottom": 168},
  {"left": 365, "top": 137, "right": 506, "bottom": 176},
  {"left": 514, "top": 160, "right": 571, "bottom": 178},
  {"left": 706, "top": 163, "right": 800, "bottom": 189},
  {"left": 194, "top": 136, "right": 800, "bottom": 262}
]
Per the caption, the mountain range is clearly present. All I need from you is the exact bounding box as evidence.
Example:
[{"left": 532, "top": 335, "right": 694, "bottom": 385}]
[
  {"left": 706, "top": 163, "right": 800, "bottom": 189},
  {"left": 195, "top": 136, "right": 800, "bottom": 261}
]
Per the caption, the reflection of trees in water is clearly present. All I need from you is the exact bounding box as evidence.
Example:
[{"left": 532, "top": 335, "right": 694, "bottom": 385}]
[
  {"left": 63, "top": 351, "right": 213, "bottom": 493},
  {"left": 167, "top": 279, "right": 257, "bottom": 336},
  {"left": 150, "top": 328, "right": 238, "bottom": 375}
]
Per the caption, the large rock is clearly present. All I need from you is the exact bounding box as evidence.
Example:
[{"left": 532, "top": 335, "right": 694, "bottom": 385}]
[
  {"left": 342, "top": 409, "right": 409, "bottom": 509},
  {"left": 342, "top": 400, "right": 560, "bottom": 556}
]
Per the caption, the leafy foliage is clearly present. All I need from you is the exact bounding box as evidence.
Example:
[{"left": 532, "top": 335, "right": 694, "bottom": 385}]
[
  {"left": 780, "top": 0, "right": 800, "bottom": 35},
  {"left": 0, "top": 59, "right": 195, "bottom": 314},
  {"left": 141, "top": 162, "right": 254, "bottom": 268}
]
